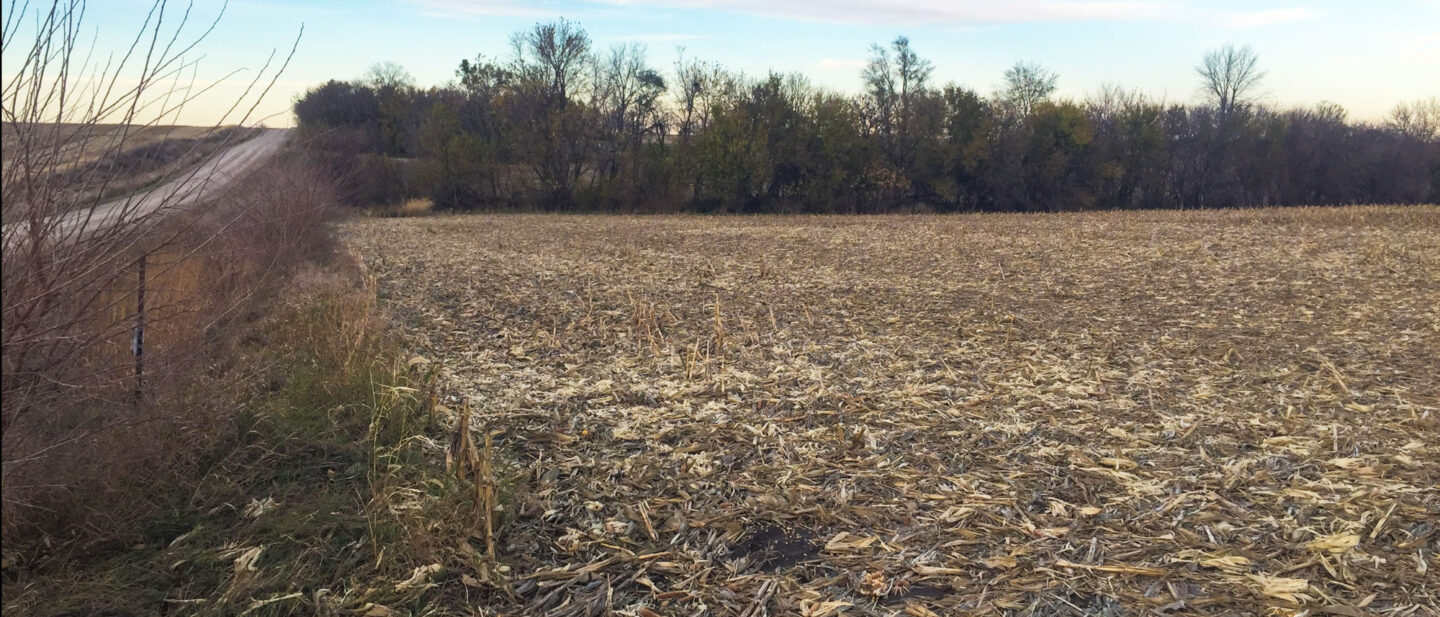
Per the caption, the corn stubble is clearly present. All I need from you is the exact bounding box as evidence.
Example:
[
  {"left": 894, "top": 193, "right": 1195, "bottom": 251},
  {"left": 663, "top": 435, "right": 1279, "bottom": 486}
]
[{"left": 347, "top": 206, "right": 1439, "bottom": 615}]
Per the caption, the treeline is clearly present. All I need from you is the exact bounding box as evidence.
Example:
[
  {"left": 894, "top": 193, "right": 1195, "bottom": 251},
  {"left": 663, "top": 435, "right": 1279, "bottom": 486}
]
[{"left": 295, "top": 20, "right": 1440, "bottom": 213}]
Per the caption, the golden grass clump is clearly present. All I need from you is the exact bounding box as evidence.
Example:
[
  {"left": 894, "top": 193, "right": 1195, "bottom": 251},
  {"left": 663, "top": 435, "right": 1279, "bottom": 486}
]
[{"left": 400, "top": 197, "right": 435, "bottom": 216}]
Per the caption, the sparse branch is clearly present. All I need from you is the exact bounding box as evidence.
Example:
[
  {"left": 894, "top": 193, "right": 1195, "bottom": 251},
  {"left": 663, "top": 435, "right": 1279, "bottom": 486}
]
[
  {"left": 2, "top": 0, "right": 302, "bottom": 533},
  {"left": 1195, "top": 43, "right": 1265, "bottom": 118},
  {"left": 1000, "top": 60, "right": 1058, "bottom": 117}
]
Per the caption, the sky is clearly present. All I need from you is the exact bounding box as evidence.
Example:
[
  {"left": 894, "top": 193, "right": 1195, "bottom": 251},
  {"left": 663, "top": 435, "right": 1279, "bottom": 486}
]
[{"left": 6, "top": 0, "right": 1438, "bottom": 127}]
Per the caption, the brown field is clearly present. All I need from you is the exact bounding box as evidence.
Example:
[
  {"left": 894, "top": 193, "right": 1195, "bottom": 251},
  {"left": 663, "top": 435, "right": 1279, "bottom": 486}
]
[
  {"left": 0, "top": 124, "right": 255, "bottom": 221},
  {"left": 1, "top": 124, "right": 226, "bottom": 170},
  {"left": 344, "top": 206, "right": 1439, "bottom": 616}
]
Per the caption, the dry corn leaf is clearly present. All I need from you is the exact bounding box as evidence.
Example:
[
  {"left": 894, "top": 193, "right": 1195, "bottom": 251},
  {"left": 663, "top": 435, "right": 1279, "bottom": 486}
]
[
  {"left": 1328, "top": 457, "right": 1363, "bottom": 469},
  {"left": 1305, "top": 533, "right": 1360, "bottom": 555},
  {"left": 906, "top": 603, "right": 942, "bottom": 617},
  {"left": 1248, "top": 575, "right": 1311, "bottom": 603},
  {"left": 358, "top": 604, "right": 399, "bottom": 617},
  {"left": 912, "top": 565, "right": 967, "bottom": 576},
  {"left": 1200, "top": 555, "right": 1252, "bottom": 574},
  {"left": 824, "top": 532, "right": 879, "bottom": 552},
  {"left": 1099, "top": 457, "right": 1138, "bottom": 470},
  {"left": 396, "top": 564, "right": 444, "bottom": 590},
  {"left": 1053, "top": 558, "right": 1167, "bottom": 576},
  {"left": 233, "top": 546, "right": 263, "bottom": 573},
  {"left": 983, "top": 556, "right": 1018, "bottom": 570},
  {"left": 800, "top": 600, "right": 853, "bottom": 617}
]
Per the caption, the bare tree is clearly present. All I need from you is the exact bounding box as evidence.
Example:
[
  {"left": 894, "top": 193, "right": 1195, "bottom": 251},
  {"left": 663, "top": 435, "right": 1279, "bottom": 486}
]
[
  {"left": 999, "top": 61, "right": 1058, "bottom": 117},
  {"left": 862, "top": 42, "right": 898, "bottom": 139},
  {"left": 862, "top": 36, "right": 932, "bottom": 158},
  {"left": 505, "top": 20, "right": 595, "bottom": 203},
  {"left": 458, "top": 54, "right": 511, "bottom": 100},
  {"left": 673, "top": 51, "right": 704, "bottom": 142},
  {"left": 511, "top": 18, "right": 592, "bottom": 104},
  {"left": 595, "top": 44, "right": 647, "bottom": 137},
  {"left": 1196, "top": 43, "right": 1265, "bottom": 118},
  {"left": 893, "top": 37, "right": 932, "bottom": 148},
  {"left": 1387, "top": 97, "right": 1440, "bottom": 141},
  {"left": 892, "top": 37, "right": 933, "bottom": 109},
  {"left": 673, "top": 53, "right": 736, "bottom": 140},
  {"left": 593, "top": 43, "right": 666, "bottom": 184},
  {"left": 1086, "top": 83, "right": 1150, "bottom": 122},
  {"left": 363, "top": 61, "right": 415, "bottom": 91}
]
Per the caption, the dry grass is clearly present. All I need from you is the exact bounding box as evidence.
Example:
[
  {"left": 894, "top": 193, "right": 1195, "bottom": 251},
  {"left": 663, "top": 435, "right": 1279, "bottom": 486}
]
[
  {"left": 0, "top": 260, "right": 452, "bottom": 617},
  {"left": 401, "top": 197, "right": 436, "bottom": 216},
  {"left": 344, "top": 205, "right": 1439, "bottom": 616},
  {"left": 1, "top": 154, "right": 341, "bottom": 558}
]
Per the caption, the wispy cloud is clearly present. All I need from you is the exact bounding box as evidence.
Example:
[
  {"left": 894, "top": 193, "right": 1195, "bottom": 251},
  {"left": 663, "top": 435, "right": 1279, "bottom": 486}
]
[
  {"left": 1222, "top": 7, "right": 1318, "bottom": 28},
  {"left": 409, "top": 0, "right": 572, "bottom": 19},
  {"left": 412, "top": 0, "right": 1180, "bottom": 25}
]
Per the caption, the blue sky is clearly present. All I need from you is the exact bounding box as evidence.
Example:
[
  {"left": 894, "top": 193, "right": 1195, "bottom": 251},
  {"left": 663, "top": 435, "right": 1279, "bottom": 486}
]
[{"left": 10, "top": 0, "right": 1438, "bottom": 126}]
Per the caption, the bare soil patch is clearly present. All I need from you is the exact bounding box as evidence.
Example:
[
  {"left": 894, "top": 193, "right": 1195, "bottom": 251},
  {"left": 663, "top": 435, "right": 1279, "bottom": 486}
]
[{"left": 344, "top": 206, "right": 1439, "bottom": 615}]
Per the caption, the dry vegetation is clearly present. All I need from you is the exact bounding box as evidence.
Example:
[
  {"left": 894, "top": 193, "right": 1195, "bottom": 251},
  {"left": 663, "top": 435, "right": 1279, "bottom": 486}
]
[
  {"left": 1, "top": 156, "right": 443, "bottom": 616},
  {"left": 1, "top": 146, "right": 344, "bottom": 544},
  {"left": 344, "top": 206, "right": 1439, "bottom": 616}
]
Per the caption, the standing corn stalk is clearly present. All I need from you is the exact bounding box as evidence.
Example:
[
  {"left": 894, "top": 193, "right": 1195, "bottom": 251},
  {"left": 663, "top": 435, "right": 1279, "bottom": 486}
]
[{"left": 448, "top": 399, "right": 499, "bottom": 559}]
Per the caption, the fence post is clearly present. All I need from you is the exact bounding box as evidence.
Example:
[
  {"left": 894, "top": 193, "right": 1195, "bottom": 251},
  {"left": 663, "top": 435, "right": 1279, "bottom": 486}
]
[{"left": 133, "top": 252, "right": 146, "bottom": 406}]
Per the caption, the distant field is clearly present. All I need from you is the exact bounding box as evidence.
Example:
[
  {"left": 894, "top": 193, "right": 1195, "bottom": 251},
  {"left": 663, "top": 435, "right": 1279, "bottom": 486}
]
[
  {"left": 2, "top": 124, "right": 221, "bottom": 169},
  {"left": 1, "top": 124, "right": 255, "bottom": 221},
  {"left": 346, "top": 207, "right": 1439, "bottom": 615}
]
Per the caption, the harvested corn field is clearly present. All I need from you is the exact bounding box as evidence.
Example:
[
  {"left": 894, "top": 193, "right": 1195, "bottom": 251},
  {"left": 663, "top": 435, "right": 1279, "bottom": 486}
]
[{"left": 344, "top": 206, "right": 1440, "bottom": 616}]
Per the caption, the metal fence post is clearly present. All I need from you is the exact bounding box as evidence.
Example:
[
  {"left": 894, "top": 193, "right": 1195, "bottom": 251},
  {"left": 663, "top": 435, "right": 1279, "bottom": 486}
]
[{"left": 133, "top": 252, "right": 146, "bottom": 406}]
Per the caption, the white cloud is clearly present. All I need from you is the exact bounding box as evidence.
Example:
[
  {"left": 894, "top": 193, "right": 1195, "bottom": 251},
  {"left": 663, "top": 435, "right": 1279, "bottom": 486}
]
[
  {"left": 1222, "top": 8, "right": 1318, "bottom": 28},
  {"left": 412, "top": 0, "right": 1180, "bottom": 25}
]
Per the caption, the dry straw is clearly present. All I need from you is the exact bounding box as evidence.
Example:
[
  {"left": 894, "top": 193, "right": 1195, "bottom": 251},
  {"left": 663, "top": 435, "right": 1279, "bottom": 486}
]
[{"left": 348, "top": 207, "right": 1439, "bottom": 615}]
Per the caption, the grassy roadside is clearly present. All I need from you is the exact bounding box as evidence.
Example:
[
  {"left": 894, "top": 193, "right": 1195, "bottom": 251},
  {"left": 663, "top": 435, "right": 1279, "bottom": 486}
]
[{"left": 1, "top": 256, "right": 487, "bottom": 616}]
